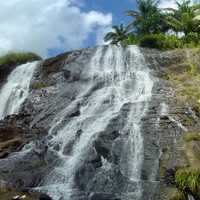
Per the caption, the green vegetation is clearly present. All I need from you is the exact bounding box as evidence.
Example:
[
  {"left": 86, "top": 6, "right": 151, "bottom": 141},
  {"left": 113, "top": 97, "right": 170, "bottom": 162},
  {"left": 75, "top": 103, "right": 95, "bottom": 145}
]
[
  {"left": 139, "top": 34, "right": 183, "bottom": 49},
  {"left": 104, "top": 0, "right": 200, "bottom": 50},
  {"left": 0, "top": 52, "right": 42, "bottom": 66},
  {"left": 31, "top": 82, "right": 48, "bottom": 90},
  {"left": 175, "top": 168, "right": 200, "bottom": 197},
  {"left": 125, "top": 0, "right": 166, "bottom": 35},
  {"left": 184, "top": 132, "right": 200, "bottom": 142},
  {"left": 104, "top": 24, "right": 130, "bottom": 45},
  {"left": 170, "top": 190, "right": 186, "bottom": 200},
  {"left": 166, "top": 56, "right": 200, "bottom": 115},
  {"left": 0, "top": 188, "right": 36, "bottom": 200}
]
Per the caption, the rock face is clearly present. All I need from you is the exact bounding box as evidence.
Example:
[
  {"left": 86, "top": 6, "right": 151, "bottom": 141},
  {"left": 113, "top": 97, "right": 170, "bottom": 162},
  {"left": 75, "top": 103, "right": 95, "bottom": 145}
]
[
  {"left": 0, "top": 114, "right": 47, "bottom": 158},
  {"left": 0, "top": 46, "right": 199, "bottom": 200}
]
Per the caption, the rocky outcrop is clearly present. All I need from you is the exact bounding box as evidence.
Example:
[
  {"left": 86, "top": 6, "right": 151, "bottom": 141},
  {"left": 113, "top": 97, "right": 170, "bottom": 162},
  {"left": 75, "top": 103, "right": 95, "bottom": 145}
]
[
  {"left": 0, "top": 46, "right": 199, "bottom": 200},
  {"left": 143, "top": 48, "right": 200, "bottom": 199},
  {"left": 0, "top": 114, "right": 47, "bottom": 159}
]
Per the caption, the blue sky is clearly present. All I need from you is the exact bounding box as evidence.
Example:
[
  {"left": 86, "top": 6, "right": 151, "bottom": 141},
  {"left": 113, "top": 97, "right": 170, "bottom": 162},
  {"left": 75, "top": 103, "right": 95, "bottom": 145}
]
[
  {"left": 0, "top": 0, "right": 172, "bottom": 58},
  {"left": 78, "top": 0, "right": 137, "bottom": 24},
  {"left": 48, "top": 0, "right": 138, "bottom": 56},
  {"left": 76, "top": 0, "right": 137, "bottom": 49}
]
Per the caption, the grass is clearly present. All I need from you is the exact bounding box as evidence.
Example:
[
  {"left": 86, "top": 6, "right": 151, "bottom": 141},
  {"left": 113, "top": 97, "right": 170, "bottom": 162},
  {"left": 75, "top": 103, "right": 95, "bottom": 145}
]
[
  {"left": 175, "top": 168, "right": 200, "bottom": 195},
  {"left": 31, "top": 82, "right": 48, "bottom": 90},
  {"left": 0, "top": 188, "right": 36, "bottom": 200},
  {"left": 0, "top": 52, "right": 42, "bottom": 66},
  {"left": 166, "top": 54, "right": 200, "bottom": 115},
  {"left": 184, "top": 132, "right": 200, "bottom": 142},
  {"left": 170, "top": 190, "right": 186, "bottom": 200}
]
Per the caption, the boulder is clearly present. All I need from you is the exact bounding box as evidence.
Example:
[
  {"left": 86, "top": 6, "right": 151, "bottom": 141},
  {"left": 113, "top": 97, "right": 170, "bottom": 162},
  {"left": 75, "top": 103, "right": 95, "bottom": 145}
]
[{"left": 39, "top": 194, "right": 52, "bottom": 200}]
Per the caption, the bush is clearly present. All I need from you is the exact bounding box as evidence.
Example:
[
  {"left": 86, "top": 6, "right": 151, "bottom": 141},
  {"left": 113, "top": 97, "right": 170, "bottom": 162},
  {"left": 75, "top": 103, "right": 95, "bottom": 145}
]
[
  {"left": 175, "top": 168, "right": 200, "bottom": 195},
  {"left": 182, "top": 33, "right": 200, "bottom": 46},
  {"left": 0, "top": 52, "right": 42, "bottom": 66},
  {"left": 139, "top": 34, "right": 183, "bottom": 50},
  {"left": 123, "top": 34, "right": 139, "bottom": 45}
]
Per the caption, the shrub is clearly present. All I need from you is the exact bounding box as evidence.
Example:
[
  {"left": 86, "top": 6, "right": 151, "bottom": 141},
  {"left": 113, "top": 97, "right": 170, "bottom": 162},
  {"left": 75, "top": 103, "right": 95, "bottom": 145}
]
[
  {"left": 139, "top": 34, "right": 183, "bottom": 50},
  {"left": 0, "top": 52, "right": 42, "bottom": 66},
  {"left": 184, "top": 132, "right": 200, "bottom": 142},
  {"left": 123, "top": 34, "right": 139, "bottom": 45},
  {"left": 182, "top": 33, "right": 200, "bottom": 46},
  {"left": 175, "top": 168, "right": 200, "bottom": 195}
]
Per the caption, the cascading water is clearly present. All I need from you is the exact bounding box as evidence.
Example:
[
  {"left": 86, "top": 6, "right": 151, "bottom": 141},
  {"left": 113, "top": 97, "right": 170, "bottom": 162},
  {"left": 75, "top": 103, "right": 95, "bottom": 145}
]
[
  {"left": 37, "top": 45, "right": 154, "bottom": 200},
  {"left": 188, "top": 194, "right": 195, "bottom": 200},
  {"left": 0, "top": 61, "right": 38, "bottom": 119}
]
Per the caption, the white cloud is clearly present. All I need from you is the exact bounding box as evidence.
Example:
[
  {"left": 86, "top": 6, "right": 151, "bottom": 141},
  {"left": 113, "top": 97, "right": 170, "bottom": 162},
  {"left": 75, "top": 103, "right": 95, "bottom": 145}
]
[
  {"left": 0, "top": 0, "right": 112, "bottom": 57},
  {"left": 159, "top": 0, "right": 177, "bottom": 9},
  {"left": 96, "top": 26, "right": 113, "bottom": 45}
]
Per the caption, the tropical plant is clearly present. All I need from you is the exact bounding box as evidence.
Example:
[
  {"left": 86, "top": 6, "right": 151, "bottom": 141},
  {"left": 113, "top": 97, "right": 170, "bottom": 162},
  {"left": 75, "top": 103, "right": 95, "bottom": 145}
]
[
  {"left": 175, "top": 168, "right": 200, "bottom": 196},
  {"left": 165, "top": 0, "right": 200, "bottom": 35},
  {"left": 139, "top": 33, "right": 183, "bottom": 49},
  {"left": 125, "top": 0, "right": 166, "bottom": 35},
  {"left": 104, "top": 24, "right": 130, "bottom": 45}
]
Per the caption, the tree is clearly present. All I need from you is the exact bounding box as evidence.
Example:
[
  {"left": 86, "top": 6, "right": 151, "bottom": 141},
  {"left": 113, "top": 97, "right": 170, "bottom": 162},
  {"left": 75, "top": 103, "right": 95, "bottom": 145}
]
[
  {"left": 165, "top": 0, "right": 200, "bottom": 35},
  {"left": 104, "top": 24, "right": 130, "bottom": 45},
  {"left": 125, "top": 0, "right": 166, "bottom": 35}
]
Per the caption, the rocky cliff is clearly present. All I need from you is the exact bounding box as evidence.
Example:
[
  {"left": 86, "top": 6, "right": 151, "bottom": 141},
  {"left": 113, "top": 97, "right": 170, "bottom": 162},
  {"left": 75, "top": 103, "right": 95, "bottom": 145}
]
[{"left": 0, "top": 46, "right": 200, "bottom": 200}]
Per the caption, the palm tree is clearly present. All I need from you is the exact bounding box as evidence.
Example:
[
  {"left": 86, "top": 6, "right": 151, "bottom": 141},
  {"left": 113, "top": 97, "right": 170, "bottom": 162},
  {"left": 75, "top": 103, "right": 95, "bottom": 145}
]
[
  {"left": 165, "top": 0, "right": 200, "bottom": 35},
  {"left": 125, "top": 0, "right": 166, "bottom": 35},
  {"left": 104, "top": 24, "right": 130, "bottom": 45}
]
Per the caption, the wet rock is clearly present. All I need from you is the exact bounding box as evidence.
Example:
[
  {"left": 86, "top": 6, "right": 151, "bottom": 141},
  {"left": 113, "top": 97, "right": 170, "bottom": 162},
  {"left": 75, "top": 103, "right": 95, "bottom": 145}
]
[
  {"left": 163, "top": 168, "right": 176, "bottom": 186},
  {"left": 89, "top": 192, "right": 120, "bottom": 200},
  {"left": 39, "top": 194, "right": 52, "bottom": 200},
  {"left": 63, "top": 140, "right": 75, "bottom": 155},
  {"left": 0, "top": 114, "right": 47, "bottom": 158},
  {"left": 63, "top": 69, "right": 71, "bottom": 79},
  {"left": 0, "top": 46, "right": 200, "bottom": 200},
  {"left": 69, "top": 110, "right": 80, "bottom": 118}
]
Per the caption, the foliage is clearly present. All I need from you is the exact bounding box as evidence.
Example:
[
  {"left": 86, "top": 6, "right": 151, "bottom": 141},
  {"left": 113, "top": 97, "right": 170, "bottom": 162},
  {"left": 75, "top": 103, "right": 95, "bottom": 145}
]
[
  {"left": 125, "top": 0, "right": 166, "bottom": 35},
  {"left": 188, "top": 62, "right": 199, "bottom": 76},
  {"left": 104, "top": 24, "right": 130, "bottom": 45},
  {"left": 139, "top": 34, "right": 183, "bottom": 49},
  {"left": 165, "top": 0, "right": 200, "bottom": 35},
  {"left": 182, "top": 32, "right": 200, "bottom": 45},
  {"left": 175, "top": 168, "right": 200, "bottom": 195},
  {"left": 170, "top": 190, "right": 186, "bottom": 200},
  {"left": 184, "top": 132, "right": 200, "bottom": 142},
  {"left": 0, "top": 52, "right": 42, "bottom": 66},
  {"left": 123, "top": 34, "right": 139, "bottom": 45},
  {"left": 104, "top": 0, "right": 200, "bottom": 49}
]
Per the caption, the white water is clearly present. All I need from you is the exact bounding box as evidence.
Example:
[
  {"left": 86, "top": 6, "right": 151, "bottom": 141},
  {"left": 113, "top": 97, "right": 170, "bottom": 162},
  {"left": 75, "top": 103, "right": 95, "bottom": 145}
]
[
  {"left": 188, "top": 194, "right": 195, "bottom": 200},
  {"left": 38, "top": 45, "right": 154, "bottom": 200},
  {"left": 160, "top": 102, "right": 188, "bottom": 132},
  {"left": 0, "top": 61, "right": 38, "bottom": 119}
]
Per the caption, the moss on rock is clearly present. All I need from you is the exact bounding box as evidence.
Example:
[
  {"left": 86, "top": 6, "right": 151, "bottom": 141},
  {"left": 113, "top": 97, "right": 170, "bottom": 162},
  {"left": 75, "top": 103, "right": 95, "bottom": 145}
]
[
  {"left": 0, "top": 52, "right": 42, "bottom": 66},
  {"left": 0, "top": 188, "right": 37, "bottom": 200},
  {"left": 184, "top": 132, "right": 200, "bottom": 142}
]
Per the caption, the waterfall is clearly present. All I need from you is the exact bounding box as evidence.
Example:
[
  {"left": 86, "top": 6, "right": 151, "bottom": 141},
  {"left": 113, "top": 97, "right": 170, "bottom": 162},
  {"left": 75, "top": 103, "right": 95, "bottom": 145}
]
[
  {"left": 188, "top": 194, "right": 195, "bottom": 200},
  {"left": 37, "top": 45, "right": 154, "bottom": 200},
  {"left": 0, "top": 61, "right": 38, "bottom": 119}
]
